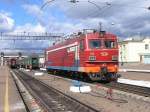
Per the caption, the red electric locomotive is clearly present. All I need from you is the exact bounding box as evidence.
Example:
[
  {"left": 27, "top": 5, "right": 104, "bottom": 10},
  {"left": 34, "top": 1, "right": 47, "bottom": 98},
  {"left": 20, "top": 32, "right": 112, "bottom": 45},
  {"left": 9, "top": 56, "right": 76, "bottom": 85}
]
[{"left": 45, "top": 30, "right": 119, "bottom": 81}]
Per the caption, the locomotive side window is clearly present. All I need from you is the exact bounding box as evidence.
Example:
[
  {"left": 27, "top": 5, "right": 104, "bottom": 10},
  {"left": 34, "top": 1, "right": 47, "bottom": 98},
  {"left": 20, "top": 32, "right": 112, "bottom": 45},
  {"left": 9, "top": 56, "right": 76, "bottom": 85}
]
[
  {"left": 89, "top": 40, "right": 101, "bottom": 49},
  {"left": 104, "top": 40, "right": 115, "bottom": 48},
  {"left": 80, "top": 40, "right": 84, "bottom": 50}
]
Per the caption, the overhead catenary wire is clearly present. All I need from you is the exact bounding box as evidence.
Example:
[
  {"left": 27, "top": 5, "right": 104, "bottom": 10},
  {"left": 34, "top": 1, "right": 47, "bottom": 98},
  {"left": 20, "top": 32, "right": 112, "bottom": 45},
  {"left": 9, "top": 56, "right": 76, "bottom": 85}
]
[
  {"left": 39, "top": 0, "right": 150, "bottom": 37},
  {"left": 41, "top": 0, "right": 55, "bottom": 10}
]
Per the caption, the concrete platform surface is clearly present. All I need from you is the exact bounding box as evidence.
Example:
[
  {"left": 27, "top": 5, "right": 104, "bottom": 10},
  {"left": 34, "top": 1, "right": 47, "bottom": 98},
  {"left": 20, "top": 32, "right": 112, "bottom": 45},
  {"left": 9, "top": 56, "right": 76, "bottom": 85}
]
[
  {"left": 120, "top": 63, "right": 150, "bottom": 70},
  {"left": 118, "top": 72, "right": 150, "bottom": 81},
  {"left": 118, "top": 63, "right": 150, "bottom": 86},
  {"left": 0, "top": 66, "right": 26, "bottom": 112}
]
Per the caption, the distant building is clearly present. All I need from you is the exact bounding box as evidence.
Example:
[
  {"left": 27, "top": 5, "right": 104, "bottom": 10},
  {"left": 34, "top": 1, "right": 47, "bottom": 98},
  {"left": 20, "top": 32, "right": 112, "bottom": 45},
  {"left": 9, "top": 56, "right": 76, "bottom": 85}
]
[{"left": 119, "top": 38, "right": 150, "bottom": 64}]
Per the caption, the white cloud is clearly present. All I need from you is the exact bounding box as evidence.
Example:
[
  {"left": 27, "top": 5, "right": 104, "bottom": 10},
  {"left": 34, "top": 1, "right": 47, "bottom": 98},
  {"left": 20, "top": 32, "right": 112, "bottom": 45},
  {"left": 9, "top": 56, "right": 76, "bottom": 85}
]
[
  {"left": 0, "top": 11, "right": 15, "bottom": 32},
  {"left": 40, "top": 0, "right": 150, "bottom": 37},
  {"left": 23, "top": 4, "right": 43, "bottom": 16},
  {"left": 17, "top": 0, "right": 150, "bottom": 37},
  {"left": 14, "top": 23, "right": 46, "bottom": 33}
]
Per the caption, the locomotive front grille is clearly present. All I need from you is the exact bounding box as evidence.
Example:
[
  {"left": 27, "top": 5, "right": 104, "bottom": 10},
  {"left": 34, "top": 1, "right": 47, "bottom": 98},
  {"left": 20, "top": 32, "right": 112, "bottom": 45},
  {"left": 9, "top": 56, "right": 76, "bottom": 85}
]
[
  {"left": 89, "top": 56, "right": 96, "bottom": 61},
  {"left": 112, "top": 55, "right": 118, "bottom": 61}
]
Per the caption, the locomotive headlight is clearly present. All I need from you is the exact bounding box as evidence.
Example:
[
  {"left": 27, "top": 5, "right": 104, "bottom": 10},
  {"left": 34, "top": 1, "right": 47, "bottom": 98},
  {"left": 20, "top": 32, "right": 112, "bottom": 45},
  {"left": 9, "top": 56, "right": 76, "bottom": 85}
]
[
  {"left": 112, "top": 55, "right": 118, "bottom": 61},
  {"left": 89, "top": 56, "right": 96, "bottom": 61}
]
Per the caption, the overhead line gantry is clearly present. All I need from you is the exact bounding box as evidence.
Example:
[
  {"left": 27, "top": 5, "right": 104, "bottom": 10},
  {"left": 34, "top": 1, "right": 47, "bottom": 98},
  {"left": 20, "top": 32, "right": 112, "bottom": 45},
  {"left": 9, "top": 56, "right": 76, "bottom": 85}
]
[{"left": 0, "top": 32, "right": 64, "bottom": 40}]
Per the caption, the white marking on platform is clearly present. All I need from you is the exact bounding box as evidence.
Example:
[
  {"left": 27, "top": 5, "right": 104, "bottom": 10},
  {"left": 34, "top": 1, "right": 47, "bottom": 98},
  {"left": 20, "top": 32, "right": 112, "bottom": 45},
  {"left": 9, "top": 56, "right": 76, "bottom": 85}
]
[
  {"left": 40, "top": 68, "right": 46, "bottom": 71},
  {"left": 119, "top": 69, "right": 127, "bottom": 72},
  {"left": 70, "top": 86, "right": 91, "bottom": 93},
  {"left": 119, "top": 69, "right": 150, "bottom": 73},
  {"left": 11, "top": 102, "right": 25, "bottom": 110},
  {"left": 25, "top": 69, "right": 30, "bottom": 72},
  {"left": 34, "top": 72, "right": 44, "bottom": 76},
  {"left": 118, "top": 78, "right": 150, "bottom": 88}
]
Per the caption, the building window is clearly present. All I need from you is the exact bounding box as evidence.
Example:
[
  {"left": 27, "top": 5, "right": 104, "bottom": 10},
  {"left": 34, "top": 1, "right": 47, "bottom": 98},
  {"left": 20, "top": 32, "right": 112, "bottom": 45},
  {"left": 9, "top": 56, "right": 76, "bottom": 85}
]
[
  {"left": 145, "top": 44, "right": 149, "bottom": 50},
  {"left": 144, "top": 55, "right": 150, "bottom": 58}
]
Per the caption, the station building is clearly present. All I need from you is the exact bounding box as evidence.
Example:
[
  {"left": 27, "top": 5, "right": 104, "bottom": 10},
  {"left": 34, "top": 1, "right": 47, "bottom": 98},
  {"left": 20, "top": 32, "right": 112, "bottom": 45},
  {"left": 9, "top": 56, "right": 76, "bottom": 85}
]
[{"left": 119, "top": 38, "right": 150, "bottom": 64}]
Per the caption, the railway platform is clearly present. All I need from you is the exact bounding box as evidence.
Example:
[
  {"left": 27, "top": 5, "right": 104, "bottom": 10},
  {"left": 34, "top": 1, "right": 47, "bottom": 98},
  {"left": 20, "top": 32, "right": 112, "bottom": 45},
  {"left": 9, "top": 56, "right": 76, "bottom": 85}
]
[
  {"left": 0, "top": 66, "right": 26, "bottom": 112},
  {"left": 118, "top": 63, "right": 150, "bottom": 88},
  {"left": 119, "top": 63, "right": 150, "bottom": 73},
  {"left": 119, "top": 63, "right": 150, "bottom": 81}
]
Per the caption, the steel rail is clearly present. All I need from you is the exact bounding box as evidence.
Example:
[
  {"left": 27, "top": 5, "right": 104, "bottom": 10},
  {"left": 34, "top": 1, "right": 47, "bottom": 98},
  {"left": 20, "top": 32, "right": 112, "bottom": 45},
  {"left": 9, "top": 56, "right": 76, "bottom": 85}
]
[
  {"left": 10, "top": 71, "right": 30, "bottom": 112},
  {"left": 14, "top": 70, "right": 101, "bottom": 112},
  {"left": 39, "top": 69, "right": 150, "bottom": 97},
  {"left": 102, "top": 82, "right": 150, "bottom": 97}
]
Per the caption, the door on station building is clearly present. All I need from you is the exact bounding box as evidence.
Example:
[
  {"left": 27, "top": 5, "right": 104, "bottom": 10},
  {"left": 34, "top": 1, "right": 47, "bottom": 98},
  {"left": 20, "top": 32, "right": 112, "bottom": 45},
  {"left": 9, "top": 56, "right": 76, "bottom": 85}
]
[
  {"left": 143, "top": 55, "right": 150, "bottom": 64},
  {"left": 140, "top": 55, "right": 143, "bottom": 63}
]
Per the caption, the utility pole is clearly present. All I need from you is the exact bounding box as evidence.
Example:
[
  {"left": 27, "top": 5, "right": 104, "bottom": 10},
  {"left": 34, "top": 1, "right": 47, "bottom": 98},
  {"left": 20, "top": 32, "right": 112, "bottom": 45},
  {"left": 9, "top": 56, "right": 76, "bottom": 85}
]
[
  {"left": 18, "top": 52, "right": 22, "bottom": 68},
  {"left": 1, "top": 52, "right": 4, "bottom": 66}
]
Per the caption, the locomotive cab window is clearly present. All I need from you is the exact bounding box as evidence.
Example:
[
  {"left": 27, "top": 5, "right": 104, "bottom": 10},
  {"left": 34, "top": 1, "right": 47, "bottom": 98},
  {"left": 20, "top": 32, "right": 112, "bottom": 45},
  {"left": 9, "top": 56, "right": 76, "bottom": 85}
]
[
  {"left": 89, "top": 40, "right": 101, "bottom": 49},
  {"left": 104, "top": 40, "right": 116, "bottom": 48}
]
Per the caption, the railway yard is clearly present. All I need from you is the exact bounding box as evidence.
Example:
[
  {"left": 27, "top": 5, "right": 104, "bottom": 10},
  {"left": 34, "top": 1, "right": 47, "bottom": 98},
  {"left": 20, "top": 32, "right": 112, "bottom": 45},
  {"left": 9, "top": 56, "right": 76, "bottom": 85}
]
[
  {"left": 0, "top": 30, "right": 150, "bottom": 112},
  {"left": 0, "top": 65, "right": 150, "bottom": 112},
  {"left": 1, "top": 0, "right": 150, "bottom": 111}
]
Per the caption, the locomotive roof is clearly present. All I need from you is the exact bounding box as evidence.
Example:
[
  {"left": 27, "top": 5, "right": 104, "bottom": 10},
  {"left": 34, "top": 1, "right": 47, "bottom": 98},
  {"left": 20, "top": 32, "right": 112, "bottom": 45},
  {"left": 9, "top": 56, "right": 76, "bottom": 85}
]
[{"left": 46, "top": 31, "right": 117, "bottom": 50}]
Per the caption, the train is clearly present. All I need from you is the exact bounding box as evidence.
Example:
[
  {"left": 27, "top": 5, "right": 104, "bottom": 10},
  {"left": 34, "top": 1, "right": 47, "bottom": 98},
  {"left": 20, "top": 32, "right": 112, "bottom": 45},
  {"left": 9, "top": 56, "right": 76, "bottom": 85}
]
[
  {"left": 45, "top": 30, "right": 119, "bottom": 81},
  {"left": 10, "top": 58, "right": 18, "bottom": 69},
  {"left": 19, "top": 55, "right": 39, "bottom": 69},
  {"left": 9, "top": 55, "right": 39, "bottom": 69}
]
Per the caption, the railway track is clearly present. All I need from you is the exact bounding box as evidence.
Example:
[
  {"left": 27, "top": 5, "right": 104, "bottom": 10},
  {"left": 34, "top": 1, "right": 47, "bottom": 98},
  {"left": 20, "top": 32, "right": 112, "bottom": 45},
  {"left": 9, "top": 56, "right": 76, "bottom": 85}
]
[
  {"left": 102, "top": 82, "right": 150, "bottom": 97},
  {"left": 39, "top": 69, "right": 150, "bottom": 97},
  {"left": 13, "top": 70, "right": 100, "bottom": 112}
]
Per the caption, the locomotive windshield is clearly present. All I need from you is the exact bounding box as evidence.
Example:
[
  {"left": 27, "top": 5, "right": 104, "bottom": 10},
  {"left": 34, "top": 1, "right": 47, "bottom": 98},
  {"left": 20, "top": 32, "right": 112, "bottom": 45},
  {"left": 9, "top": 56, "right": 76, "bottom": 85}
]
[
  {"left": 104, "top": 40, "right": 116, "bottom": 48},
  {"left": 89, "top": 40, "right": 101, "bottom": 49}
]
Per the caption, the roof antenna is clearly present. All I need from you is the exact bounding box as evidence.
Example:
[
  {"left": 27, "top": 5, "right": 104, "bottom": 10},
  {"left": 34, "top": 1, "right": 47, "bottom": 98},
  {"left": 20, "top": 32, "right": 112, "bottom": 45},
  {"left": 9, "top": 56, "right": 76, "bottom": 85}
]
[
  {"left": 99, "top": 22, "right": 102, "bottom": 32},
  {"left": 99, "top": 22, "right": 106, "bottom": 36}
]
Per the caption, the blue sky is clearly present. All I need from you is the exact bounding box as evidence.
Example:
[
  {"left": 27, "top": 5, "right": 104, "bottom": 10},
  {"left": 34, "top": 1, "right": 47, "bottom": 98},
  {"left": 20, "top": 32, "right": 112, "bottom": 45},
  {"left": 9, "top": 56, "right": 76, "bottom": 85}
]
[
  {"left": 0, "top": 0, "right": 150, "bottom": 37},
  {"left": 2, "top": 1, "right": 43, "bottom": 24},
  {"left": 0, "top": 0, "right": 38, "bottom": 25},
  {"left": 0, "top": 0, "right": 150, "bottom": 53}
]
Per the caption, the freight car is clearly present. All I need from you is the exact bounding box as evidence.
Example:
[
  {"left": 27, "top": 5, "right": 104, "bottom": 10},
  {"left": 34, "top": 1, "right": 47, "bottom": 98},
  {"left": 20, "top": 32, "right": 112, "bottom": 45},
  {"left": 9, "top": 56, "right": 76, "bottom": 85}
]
[
  {"left": 19, "top": 56, "right": 39, "bottom": 69},
  {"left": 45, "top": 30, "right": 119, "bottom": 81}
]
